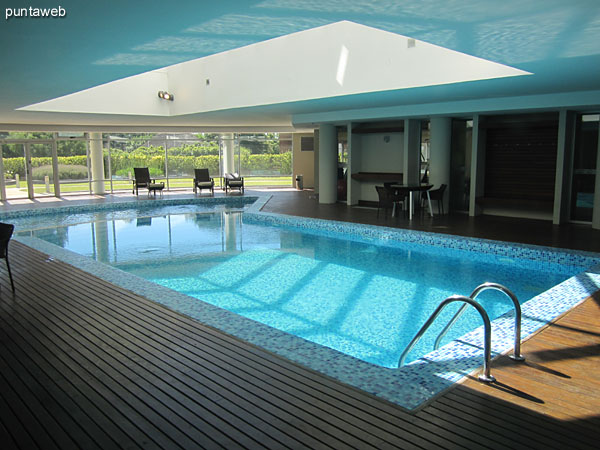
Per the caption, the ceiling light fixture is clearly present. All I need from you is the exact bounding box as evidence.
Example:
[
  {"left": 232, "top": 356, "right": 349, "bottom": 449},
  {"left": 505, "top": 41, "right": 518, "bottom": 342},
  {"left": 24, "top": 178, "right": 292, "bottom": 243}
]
[{"left": 158, "top": 91, "right": 174, "bottom": 101}]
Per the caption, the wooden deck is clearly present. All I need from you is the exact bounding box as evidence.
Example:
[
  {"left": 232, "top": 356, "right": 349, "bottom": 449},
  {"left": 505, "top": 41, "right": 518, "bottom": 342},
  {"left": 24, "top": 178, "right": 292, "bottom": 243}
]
[{"left": 1, "top": 240, "right": 599, "bottom": 449}]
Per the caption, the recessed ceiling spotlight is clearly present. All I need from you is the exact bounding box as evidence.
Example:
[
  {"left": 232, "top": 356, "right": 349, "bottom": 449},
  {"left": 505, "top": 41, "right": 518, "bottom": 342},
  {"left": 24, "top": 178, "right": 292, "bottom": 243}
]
[{"left": 158, "top": 91, "right": 174, "bottom": 101}]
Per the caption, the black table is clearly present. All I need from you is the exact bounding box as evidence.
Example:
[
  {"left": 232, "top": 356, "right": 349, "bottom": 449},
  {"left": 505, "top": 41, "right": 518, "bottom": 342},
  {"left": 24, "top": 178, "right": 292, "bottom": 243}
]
[{"left": 389, "top": 184, "right": 433, "bottom": 219}]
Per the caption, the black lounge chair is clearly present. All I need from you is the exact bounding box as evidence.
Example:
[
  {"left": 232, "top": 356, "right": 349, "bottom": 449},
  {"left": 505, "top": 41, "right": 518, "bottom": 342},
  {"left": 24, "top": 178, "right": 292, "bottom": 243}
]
[
  {"left": 133, "top": 167, "right": 163, "bottom": 196},
  {"left": 224, "top": 172, "right": 244, "bottom": 194},
  {"left": 193, "top": 168, "right": 214, "bottom": 195},
  {"left": 0, "top": 222, "right": 16, "bottom": 293}
]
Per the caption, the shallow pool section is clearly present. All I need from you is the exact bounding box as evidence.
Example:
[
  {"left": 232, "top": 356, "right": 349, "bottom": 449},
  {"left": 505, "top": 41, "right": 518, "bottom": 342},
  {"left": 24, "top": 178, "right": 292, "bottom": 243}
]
[{"left": 8, "top": 197, "right": 600, "bottom": 410}]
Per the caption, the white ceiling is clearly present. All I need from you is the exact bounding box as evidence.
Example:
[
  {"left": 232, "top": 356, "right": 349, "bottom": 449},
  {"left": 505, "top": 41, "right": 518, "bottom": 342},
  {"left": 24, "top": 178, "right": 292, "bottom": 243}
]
[{"left": 1, "top": 0, "right": 600, "bottom": 132}]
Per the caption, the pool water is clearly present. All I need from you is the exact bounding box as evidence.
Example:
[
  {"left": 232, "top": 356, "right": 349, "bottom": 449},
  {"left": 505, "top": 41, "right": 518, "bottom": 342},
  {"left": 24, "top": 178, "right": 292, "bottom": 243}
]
[{"left": 15, "top": 207, "right": 584, "bottom": 369}]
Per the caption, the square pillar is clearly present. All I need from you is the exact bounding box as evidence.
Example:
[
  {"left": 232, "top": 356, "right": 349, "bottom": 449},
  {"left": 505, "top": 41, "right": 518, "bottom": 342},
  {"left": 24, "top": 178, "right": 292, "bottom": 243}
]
[
  {"left": 346, "top": 122, "right": 361, "bottom": 205},
  {"left": 318, "top": 124, "right": 337, "bottom": 204},
  {"left": 593, "top": 124, "right": 600, "bottom": 229},
  {"left": 403, "top": 119, "right": 421, "bottom": 185},
  {"left": 553, "top": 110, "right": 576, "bottom": 225},
  {"left": 429, "top": 117, "right": 452, "bottom": 213},
  {"left": 469, "top": 114, "right": 486, "bottom": 216}
]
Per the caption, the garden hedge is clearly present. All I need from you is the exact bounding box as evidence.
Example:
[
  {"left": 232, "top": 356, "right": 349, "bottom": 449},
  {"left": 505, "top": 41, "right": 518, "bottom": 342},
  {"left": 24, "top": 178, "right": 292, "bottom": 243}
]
[{"left": 3, "top": 152, "right": 291, "bottom": 178}]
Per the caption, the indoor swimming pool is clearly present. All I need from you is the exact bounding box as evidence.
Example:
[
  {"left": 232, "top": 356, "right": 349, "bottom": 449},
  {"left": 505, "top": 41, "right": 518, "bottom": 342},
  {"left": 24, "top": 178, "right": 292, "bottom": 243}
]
[{"left": 6, "top": 196, "right": 600, "bottom": 409}]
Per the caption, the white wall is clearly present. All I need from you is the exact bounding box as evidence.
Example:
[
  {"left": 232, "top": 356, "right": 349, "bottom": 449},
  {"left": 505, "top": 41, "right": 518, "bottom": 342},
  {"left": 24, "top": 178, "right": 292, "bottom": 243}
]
[
  {"left": 292, "top": 133, "right": 315, "bottom": 188},
  {"left": 357, "top": 132, "right": 403, "bottom": 201}
]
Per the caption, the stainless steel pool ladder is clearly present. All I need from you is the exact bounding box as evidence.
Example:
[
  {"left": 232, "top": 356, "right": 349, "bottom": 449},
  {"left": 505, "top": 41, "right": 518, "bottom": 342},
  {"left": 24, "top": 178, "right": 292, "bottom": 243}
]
[
  {"left": 398, "top": 282, "right": 525, "bottom": 383},
  {"left": 435, "top": 282, "right": 525, "bottom": 362}
]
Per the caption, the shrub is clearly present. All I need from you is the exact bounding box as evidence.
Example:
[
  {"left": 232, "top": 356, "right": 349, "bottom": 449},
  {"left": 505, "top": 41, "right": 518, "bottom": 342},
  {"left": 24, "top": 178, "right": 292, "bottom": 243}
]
[
  {"left": 32, "top": 164, "right": 88, "bottom": 181},
  {"left": 3, "top": 150, "right": 292, "bottom": 179}
]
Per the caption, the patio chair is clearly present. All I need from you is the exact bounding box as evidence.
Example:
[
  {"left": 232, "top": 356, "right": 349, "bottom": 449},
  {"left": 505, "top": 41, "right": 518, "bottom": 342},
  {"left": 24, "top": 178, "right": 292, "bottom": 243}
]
[
  {"left": 133, "top": 167, "right": 155, "bottom": 195},
  {"left": 224, "top": 172, "right": 244, "bottom": 194},
  {"left": 193, "top": 168, "right": 214, "bottom": 195},
  {"left": 0, "top": 222, "right": 16, "bottom": 293},
  {"left": 375, "top": 186, "right": 405, "bottom": 219},
  {"left": 422, "top": 184, "right": 447, "bottom": 215}
]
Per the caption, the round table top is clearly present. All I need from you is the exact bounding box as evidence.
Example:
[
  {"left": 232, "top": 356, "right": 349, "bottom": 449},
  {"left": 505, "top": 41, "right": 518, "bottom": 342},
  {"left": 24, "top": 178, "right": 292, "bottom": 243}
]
[{"left": 389, "top": 184, "right": 433, "bottom": 191}]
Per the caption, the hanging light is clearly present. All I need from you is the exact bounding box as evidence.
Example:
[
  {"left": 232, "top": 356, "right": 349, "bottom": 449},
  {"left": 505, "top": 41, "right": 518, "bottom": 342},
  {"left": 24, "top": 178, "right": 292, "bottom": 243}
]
[{"left": 158, "top": 91, "right": 174, "bottom": 101}]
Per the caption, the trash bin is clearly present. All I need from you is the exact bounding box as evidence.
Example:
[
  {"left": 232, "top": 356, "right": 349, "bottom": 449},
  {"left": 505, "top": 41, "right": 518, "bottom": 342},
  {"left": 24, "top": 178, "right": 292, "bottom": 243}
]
[{"left": 295, "top": 174, "right": 304, "bottom": 190}]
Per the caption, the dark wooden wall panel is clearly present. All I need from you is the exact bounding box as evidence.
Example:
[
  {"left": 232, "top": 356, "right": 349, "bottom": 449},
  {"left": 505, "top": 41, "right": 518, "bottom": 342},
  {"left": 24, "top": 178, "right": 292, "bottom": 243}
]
[{"left": 484, "top": 122, "right": 558, "bottom": 201}]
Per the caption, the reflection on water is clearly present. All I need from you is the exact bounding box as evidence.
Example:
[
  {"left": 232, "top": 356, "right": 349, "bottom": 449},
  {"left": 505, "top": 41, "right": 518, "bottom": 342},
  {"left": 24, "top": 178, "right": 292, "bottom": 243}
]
[{"left": 21, "top": 210, "right": 259, "bottom": 265}]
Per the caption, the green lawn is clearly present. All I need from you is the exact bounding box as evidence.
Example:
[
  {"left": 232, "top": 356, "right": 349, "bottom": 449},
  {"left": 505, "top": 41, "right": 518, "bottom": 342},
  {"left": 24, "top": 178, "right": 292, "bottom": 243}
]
[{"left": 24, "top": 176, "right": 292, "bottom": 195}]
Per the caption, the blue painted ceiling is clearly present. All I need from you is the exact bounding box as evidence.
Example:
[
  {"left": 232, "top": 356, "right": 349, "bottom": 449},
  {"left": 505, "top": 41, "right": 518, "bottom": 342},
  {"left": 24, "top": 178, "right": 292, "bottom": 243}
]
[{"left": 1, "top": 0, "right": 600, "bottom": 129}]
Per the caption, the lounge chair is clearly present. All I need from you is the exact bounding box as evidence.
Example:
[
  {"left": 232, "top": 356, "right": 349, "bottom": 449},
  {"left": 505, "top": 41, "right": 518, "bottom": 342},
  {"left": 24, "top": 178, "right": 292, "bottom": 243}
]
[
  {"left": 193, "top": 168, "right": 214, "bottom": 195},
  {"left": 133, "top": 167, "right": 163, "bottom": 196},
  {"left": 0, "top": 222, "right": 16, "bottom": 292},
  {"left": 224, "top": 172, "right": 244, "bottom": 194}
]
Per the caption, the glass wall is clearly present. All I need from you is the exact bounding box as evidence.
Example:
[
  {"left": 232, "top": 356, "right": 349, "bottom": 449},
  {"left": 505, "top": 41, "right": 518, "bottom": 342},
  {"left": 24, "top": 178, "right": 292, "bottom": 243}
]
[
  {"left": 1, "top": 142, "right": 27, "bottom": 199},
  {"left": 30, "top": 142, "right": 55, "bottom": 196},
  {"left": 238, "top": 133, "right": 292, "bottom": 187},
  {"left": 1, "top": 131, "right": 293, "bottom": 200},
  {"left": 108, "top": 134, "right": 166, "bottom": 192},
  {"left": 56, "top": 138, "right": 90, "bottom": 195},
  {"left": 166, "top": 135, "right": 222, "bottom": 190}
]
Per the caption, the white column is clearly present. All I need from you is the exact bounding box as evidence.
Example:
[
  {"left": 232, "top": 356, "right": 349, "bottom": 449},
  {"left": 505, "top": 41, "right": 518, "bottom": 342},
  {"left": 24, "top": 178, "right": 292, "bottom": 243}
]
[
  {"left": 553, "top": 110, "right": 576, "bottom": 225},
  {"left": 592, "top": 123, "right": 600, "bottom": 229},
  {"left": 313, "top": 129, "right": 320, "bottom": 194},
  {"left": 51, "top": 133, "right": 60, "bottom": 197},
  {"left": 403, "top": 119, "right": 421, "bottom": 185},
  {"left": 469, "top": 114, "right": 486, "bottom": 216},
  {"left": 25, "top": 143, "right": 34, "bottom": 199},
  {"left": 89, "top": 132, "right": 105, "bottom": 194},
  {"left": 221, "top": 133, "right": 235, "bottom": 175},
  {"left": 0, "top": 146, "right": 6, "bottom": 201},
  {"left": 429, "top": 117, "right": 452, "bottom": 214},
  {"left": 318, "top": 124, "right": 337, "bottom": 204}
]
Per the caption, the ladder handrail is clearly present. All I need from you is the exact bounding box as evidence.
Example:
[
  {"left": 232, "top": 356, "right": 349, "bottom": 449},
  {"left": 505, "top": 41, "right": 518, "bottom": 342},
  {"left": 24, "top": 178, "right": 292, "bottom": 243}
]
[
  {"left": 433, "top": 282, "right": 525, "bottom": 361},
  {"left": 398, "top": 295, "right": 496, "bottom": 382}
]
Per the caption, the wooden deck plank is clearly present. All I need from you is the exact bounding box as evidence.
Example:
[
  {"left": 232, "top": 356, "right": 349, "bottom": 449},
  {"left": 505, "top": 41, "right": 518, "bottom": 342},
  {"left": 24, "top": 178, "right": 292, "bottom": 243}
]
[
  {"left": 429, "top": 399, "right": 562, "bottom": 450},
  {"left": 415, "top": 408, "right": 517, "bottom": 450},
  {"left": 0, "top": 300, "right": 180, "bottom": 450},
  {"left": 1, "top": 239, "right": 599, "bottom": 449},
  {"left": 0, "top": 330, "right": 104, "bottom": 450},
  {"left": 441, "top": 390, "right": 596, "bottom": 448},
  {"left": 0, "top": 371, "right": 52, "bottom": 450},
  {"left": 0, "top": 362, "right": 61, "bottom": 450},
  {"left": 0, "top": 417, "right": 19, "bottom": 450}
]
